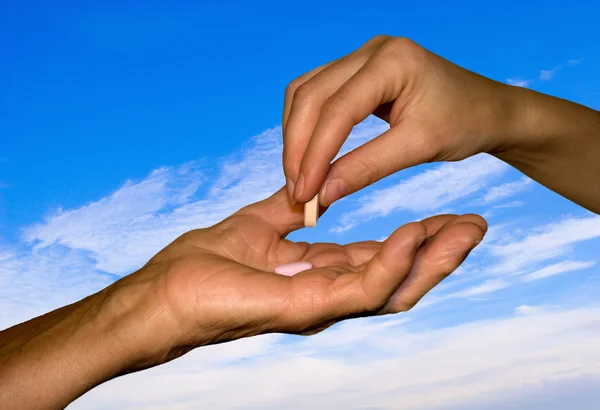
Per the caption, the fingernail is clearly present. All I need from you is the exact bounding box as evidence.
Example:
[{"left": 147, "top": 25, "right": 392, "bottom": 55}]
[
  {"left": 293, "top": 173, "right": 304, "bottom": 200},
  {"left": 321, "top": 178, "right": 349, "bottom": 206},
  {"left": 286, "top": 177, "right": 296, "bottom": 204}
]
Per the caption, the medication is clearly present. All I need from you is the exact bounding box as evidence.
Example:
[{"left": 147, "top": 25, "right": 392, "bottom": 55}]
[
  {"left": 274, "top": 261, "right": 313, "bottom": 276},
  {"left": 304, "top": 194, "right": 319, "bottom": 227}
]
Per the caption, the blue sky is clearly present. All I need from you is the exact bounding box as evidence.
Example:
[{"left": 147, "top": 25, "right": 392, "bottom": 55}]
[{"left": 1, "top": 1, "right": 600, "bottom": 409}]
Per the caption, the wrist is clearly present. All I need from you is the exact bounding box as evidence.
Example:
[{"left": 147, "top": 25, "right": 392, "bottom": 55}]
[
  {"left": 0, "top": 272, "right": 176, "bottom": 409},
  {"left": 477, "top": 81, "right": 537, "bottom": 156},
  {"left": 488, "top": 83, "right": 600, "bottom": 213},
  {"left": 491, "top": 83, "right": 600, "bottom": 161},
  {"left": 94, "top": 271, "right": 184, "bottom": 372}
]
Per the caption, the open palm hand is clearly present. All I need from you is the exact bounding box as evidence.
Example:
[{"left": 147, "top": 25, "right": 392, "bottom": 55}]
[{"left": 134, "top": 186, "right": 486, "bottom": 359}]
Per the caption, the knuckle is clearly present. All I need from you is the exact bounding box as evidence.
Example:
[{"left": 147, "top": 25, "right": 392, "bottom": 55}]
[
  {"left": 353, "top": 155, "right": 382, "bottom": 186},
  {"left": 407, "top": 128, "right": 444, "bottom": 163},
  {"left": 175, "top": 229, "right": 199, "bottom": 244},
  {"left": 286, "top": 76, "right": 304, "bottom": 93},
  {"left": 381, "top": 36, "right": 418, "bottom": 53},
  {"left": 320, "top": 96, "right": 348, "bottom": 118},
  {"left": 294, "top": 82, "right": 318, "bottom": 106},
  {"left": 365, "top": 34, "right": 392, "bottom": 47},
  {"left": 378, "top": 37, "right": 427, "bottom": 70},
  {"left": 285, "top": 77, "right": 305, "bottom": 101}
]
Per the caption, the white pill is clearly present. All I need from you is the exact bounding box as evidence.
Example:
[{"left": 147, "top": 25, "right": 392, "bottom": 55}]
[
  {"left": 274, "top": 261, "right": 313, "bottom": 276},
  {"left": 304, "top": 194, "right": 319, "bottom": 227}
]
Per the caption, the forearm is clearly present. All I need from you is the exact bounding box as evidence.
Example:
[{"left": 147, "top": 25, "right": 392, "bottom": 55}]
[
  {"left": 0, "top": 277, "right": 165, "bottom": 409},
  {"left": 496, "top": 86, "right": 600, "bottom": 214}
]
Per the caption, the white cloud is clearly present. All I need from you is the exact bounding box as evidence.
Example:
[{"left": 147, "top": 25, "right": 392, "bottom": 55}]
[
  {"left": 487, "top": 215, "right": 600, "bottom": 275},
  {"left": 4, "top": 116, "right": 600, "bottom": 410},
  {"left": 539, "top": 59, "right": 581, "bottom": 80},
  {"left": 507, "top": 59, "right": 581, "bottom": 88},
  {"left": 481, "top": 200, "right": 526, "bottom": 218},
  {"left": 0, "top": 246, "right": 112, "bottom": 329},
  {"left": 332, "top": 154, "right": 508, "bottom": 233},
  {"left": 419, "top": 214, "right": 600, "bottom": 307},
  {"left": 506, "top": 78, "right": 533, "bottom": 88},
  {"left": 492, "top": 200, "right": 525, "bottom": 209},
  {"left": 522, "top": 260, "right": 596, "bottom": 282},
  {"left": 480, "top": 176, "right": 533, "bottom": 204},
  {"left": 23, "top": 164, "right": 209, "bottom": 273},
  {"left": 0, "top": 118, "right": 391, "bottom": 330},
  {"left": 443, "top": 279, "right": 511, "bottom": 299},
  {"left": 22, "top": 118, "right": 388, "bottom": 275},
  {"left": 427, "top": 215, "right": 600, "bottom": 301},
  {"left": 515, "top": 304, "right": 546, "bottom": 315},
  {"left": 71, "top": 305, "right": 600, "bottom": 409},
  {"left": 539, "top": 69, "right": 556, "bottom": 80}
]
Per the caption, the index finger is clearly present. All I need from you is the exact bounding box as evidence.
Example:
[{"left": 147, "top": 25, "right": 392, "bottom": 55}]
[
  {"left": 282, "top": 59, "right": 339, "bottom": 133},
  {"left": 293, "top": 39, "right": 419, "bottom": 204}
]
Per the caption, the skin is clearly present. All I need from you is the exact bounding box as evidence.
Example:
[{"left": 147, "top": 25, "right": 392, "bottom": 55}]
[
  {"left": 0, "top": 186, "right": 486, "bottom": 409},
  {"left": 282, "top": 36, "right": 600, "bottom": 214},
  {"left": 4, "top": 34, "right": 598, "bottom": 408}
]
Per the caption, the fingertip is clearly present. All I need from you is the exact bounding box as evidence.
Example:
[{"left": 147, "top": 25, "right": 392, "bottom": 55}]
[
  {"left": 442, "top": 221, "right": 487, "bottom": 251},
  {"left": 293, "top": 164, "right": 329, "bottom": 204},
  {"left": 389, "top": 221, "right": 428, "bottom": 244},
  {"left": 380, "top": 221, "right": 428, "bottom": 262},
  {"left": 319, "top": 178, "right": 349, "bottom": 207},
  {"left": 459, "top": 213, "right": 488, "bottom": 234}
]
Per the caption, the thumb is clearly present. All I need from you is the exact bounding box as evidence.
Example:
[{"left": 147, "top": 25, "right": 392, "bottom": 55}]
[
  {"left": 319, "top": 119, "right": 434, "bottom": 207},
  {"left": 234, "top": 185, "right": 328, "bottom": 236}
]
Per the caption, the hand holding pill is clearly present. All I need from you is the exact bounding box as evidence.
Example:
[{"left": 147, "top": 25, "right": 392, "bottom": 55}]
[{"left": 282, "top": 35, "right": 600, "bottom": 215}]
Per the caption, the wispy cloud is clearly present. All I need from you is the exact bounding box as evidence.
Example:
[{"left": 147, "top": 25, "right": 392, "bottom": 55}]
[
  {"left": 1, "top": 118, "right": 390, "bottom": 329},
  {"left": 331, "top": 154, "right": 508, "bottom": 233},
  {"left": 0, "top": 246, "right": 112, "bottom": 329},
  {"left": 488, "top": 215, "right": 600, "bottom": 275},
  {"left": 540, "top": 59, "right": 581, "bottom": 80},
  {"left": 21, "top": 118, "right": 388, "bottom": 274},
  {"left": 71, "top": 305, "right": 600, "bottom": 409},
  {"left": 539, "top": 69, "right": 557, "bottom": 80},
  {"left": 422, "top": 215, "right": 600, "bottom": 305},
  {"left": 491, "top": 200, "right": 525, "bottom": 209},
  {"left": 442, "top": 279, "right": 511, "bottom": 299},
  {"left": 507, "top": 58, "right": 581, "bottom": 88},
  {"left": 480, "top": 176, "right": 533, "bottom": 204},
  {"left": 506, "top": 78, "right": 533, "bottom": 88},
  {"left": 23, "top": 164, "right": 211, "bottom": 274},
  {"left": 522, "top": 259, "right": 596, "bottom": 282},
  {"left": 514, "top": 304, "right": 549, "bottom": 315},
  {"left": 4, "top": 115, "right": 600, "bottom": 409}
]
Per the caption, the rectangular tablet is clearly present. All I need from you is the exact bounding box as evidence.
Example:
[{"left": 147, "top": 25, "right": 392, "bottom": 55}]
[{"left": 304, "top": 194, "right": 319, "bottom": 227}]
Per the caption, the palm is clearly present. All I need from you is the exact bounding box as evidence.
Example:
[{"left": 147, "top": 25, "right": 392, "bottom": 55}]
[
  {"left": 153, "top": 186, "right": 485, "bottom": 341},
  {"left": 209, "top": 213, "right": 377, "bottom": 275},
  {"left": 168, "top": 213, "right": 374, "bottom": 335}
]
